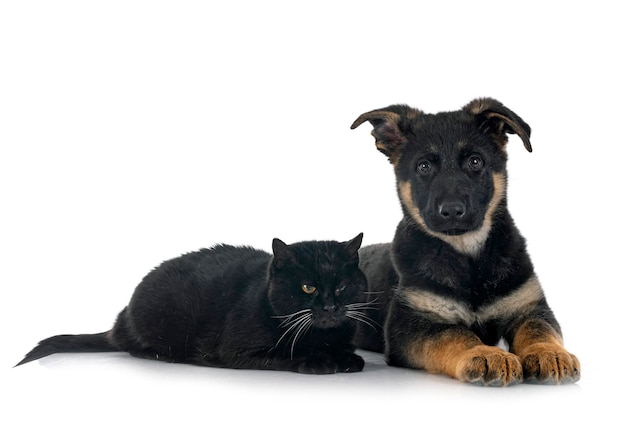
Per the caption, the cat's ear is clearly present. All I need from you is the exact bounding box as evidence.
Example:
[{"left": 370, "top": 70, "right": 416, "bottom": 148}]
[
  {"left": 272, "top": 238, "right": 296, "bottom": 269},
  {"left": 343, "top": 233, "right": 363, "bottom": 263}
]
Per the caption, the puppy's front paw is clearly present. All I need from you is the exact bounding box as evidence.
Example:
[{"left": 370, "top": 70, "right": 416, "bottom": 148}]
[
  {"left": 519, "top": 343, "right": 580, "bottom": 384},
  {"left": 457, "top": 345, "right": 523, "bottom": 386}
]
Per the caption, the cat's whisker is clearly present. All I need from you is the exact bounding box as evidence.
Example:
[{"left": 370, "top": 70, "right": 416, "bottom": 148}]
[
  {"left": 274, "top": 311, "right": 312, "bottom": 351},
  {"left": 277, "top": 316, "right": 302, "bottom": 328},
  {"left": 345, "top": 298, "right": 380, "bottom": 310},
  {"left": 346, "top": 313, "right": 380, "bottom": 331},
  {"left": 346, "top": 311, "right": 382, "bottom": 331},
  {"left": 271, "top": 309, "right": 310, "bottom": 326},
  {"left": 271, "top": 308, "right": 311, "bottom": 320},
  {"left": 275, "top": 315, "right": 309, "bottom": 347},
  {"left": 345, "top": 303, "right": 378, "bottom": 310},
  {"left": 272, "top": 309, "right": 311, "bottom": 328},
  {"left": 290, "top": 316, "right": 313, "bottom": 360}
]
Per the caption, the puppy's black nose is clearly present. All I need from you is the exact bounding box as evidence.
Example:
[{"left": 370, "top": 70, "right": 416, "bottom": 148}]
[{"left": 438, "top": 202, "right": 466, "bottom": 220}]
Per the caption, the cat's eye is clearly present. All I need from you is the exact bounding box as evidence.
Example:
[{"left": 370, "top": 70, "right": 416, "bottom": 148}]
[
  {"left": 301, "top": 284, "right": 317, "bottom": 294},
  {"left": 335, "top": 286, "right": 347, "bottom": 296}
]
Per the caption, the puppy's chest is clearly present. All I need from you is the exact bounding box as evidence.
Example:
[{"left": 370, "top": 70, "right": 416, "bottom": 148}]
[
  {"left": 397, "top": 250, "right": 539, "bottom": 329},
  {"left": 400, "top": 250, "right": 511, "bottom": 309}
]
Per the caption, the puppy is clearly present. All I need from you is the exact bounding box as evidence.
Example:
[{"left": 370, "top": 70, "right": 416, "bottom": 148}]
[{"left": 351, "top": 98, "right": 580, "bottom": 386}]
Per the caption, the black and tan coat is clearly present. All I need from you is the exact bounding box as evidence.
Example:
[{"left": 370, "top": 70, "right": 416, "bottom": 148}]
[{"left": 352, "top": 98, "right": 580, "bottom": 386}]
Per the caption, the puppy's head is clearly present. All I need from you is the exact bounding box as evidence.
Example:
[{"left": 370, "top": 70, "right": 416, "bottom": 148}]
[{"left": 351, "top": 98, "right": 531, "bottom": 256}]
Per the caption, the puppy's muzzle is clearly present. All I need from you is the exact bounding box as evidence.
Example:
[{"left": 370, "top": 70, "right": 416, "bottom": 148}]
[
  {"left": 424, "top": 194, "right": 479, "bottom": 235},
  {"left": 438, "top": 201, "right": 467, "bottom": 221}
]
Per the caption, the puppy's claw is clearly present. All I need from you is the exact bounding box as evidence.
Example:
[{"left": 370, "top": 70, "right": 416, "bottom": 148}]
[
  {"left": 519, "top": 344, "right": 581, "bottom": 385},
  {"left": 457, "top": 346, "right": 523, "bottom": 387}
]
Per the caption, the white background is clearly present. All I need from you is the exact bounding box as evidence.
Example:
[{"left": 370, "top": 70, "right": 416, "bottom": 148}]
[{"left": 1, "top": 1, "right": 624, "bottom": 432}]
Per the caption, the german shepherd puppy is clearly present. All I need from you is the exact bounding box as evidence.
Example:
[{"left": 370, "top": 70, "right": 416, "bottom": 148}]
[{"left": 351, "top": 98, "right": 580, "bottom": 386}]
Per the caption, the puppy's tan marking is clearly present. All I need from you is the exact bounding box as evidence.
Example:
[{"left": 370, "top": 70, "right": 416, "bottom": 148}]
[
  {"left": 398, "top": 173, "right": 505, "bottom": 256},
  {"left": 407, "top": 329, "right": 522, "bottom": 385},
  {"left": 400, "top": 274, "right": 544, "bottom": 326},
  {"left": 512, "top": 318, "right": 563, "bottom": 350},
  {"left": 511, "top": 318, "right": 581, "bottom": 384},
  {"left": 456, "top": 140, "right": 468, "bottom": 151},
  {"left": 400, "top": 290, "right": 473, "bottom": 325},
  {"left": 478, "top": 274, "right": 544, "bottom": 322}
]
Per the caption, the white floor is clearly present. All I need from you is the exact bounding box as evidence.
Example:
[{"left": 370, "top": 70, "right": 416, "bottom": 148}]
[{"left": 4, "top": 346, "right": 616, "bottom": 433}]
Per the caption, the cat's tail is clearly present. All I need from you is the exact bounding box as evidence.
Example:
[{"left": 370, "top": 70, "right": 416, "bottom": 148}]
[{"left": 15, "top": 332, "right": 117, "bottom": 367}]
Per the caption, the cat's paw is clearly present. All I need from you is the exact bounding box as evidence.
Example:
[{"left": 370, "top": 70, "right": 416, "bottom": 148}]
[
  {"left": 518, "top": 343, "right": 581, "bottom": 384},
  {"left": 297, "top": 355, "right": 340, "bottom": 375},
  {"left": 456, "top": 345, "right": 523, "bottom": 386},
  {"left": 337, "top": 352, "right": 364, "bottom": 373},
  {"left": 297, "top": 352, "right": 364, "bottom": 374}
]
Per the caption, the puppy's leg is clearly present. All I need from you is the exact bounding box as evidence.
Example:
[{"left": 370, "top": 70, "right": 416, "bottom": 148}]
[
  {"left": 401, "top": 328, "right": 523, "bottom": 386},
  {"left": 510, "top": 318, "right": 580, "bottom": 384}
]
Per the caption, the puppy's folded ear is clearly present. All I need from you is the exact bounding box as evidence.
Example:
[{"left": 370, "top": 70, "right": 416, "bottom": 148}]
[
  {"left": 464, "top": 98, "right": 532, "bottom": 152},
  {"left": 351, "top": 105, "right": 422, "bottom": 164}
]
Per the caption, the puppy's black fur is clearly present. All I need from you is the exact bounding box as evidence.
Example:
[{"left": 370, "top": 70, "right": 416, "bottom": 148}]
[{"left": 352, "top": 98, "right": 580, "bottom": 386}]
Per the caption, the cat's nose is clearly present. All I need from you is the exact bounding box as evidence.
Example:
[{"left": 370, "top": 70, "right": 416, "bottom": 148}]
[{"left": 323, "top": 303, "right": 337, "bottom": 312}]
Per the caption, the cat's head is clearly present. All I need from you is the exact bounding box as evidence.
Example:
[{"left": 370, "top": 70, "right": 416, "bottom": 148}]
[{"left": 268, "top": 233, "right": 367, "bottom": 330}]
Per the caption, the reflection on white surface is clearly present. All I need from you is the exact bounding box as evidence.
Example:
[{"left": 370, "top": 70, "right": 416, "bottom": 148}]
[{"left": 5, "top": 349, "right": 608, "bottom": 433}]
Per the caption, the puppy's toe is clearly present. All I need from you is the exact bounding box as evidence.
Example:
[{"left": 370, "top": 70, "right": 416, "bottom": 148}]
[
  {"left": 458, "top": 346, "right": 523, "bottom": 387},
  {"left": 520, "top": 343, "right": 580, "bottom": 384}
]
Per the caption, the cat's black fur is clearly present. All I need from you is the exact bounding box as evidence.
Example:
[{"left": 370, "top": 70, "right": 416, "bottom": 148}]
[{"left": 17, "top": 234, "right": 371, "bottom": 374}]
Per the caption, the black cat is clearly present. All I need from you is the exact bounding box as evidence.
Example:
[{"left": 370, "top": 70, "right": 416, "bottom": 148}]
[{"left": 17, "top": 234, "right": 373, "bottom": 374}]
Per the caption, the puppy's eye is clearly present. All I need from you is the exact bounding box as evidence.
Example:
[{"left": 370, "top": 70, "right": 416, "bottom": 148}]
[
  {"left": 467, "top": 155, "right": 483, "bottom": 171},
  {"left": 416, "top": 160, "right": 432, "bottom": 175},
  {"left": 301, "top": 284, "right": 317, "bottom": 294}
]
